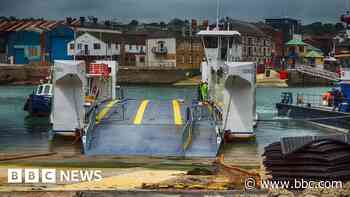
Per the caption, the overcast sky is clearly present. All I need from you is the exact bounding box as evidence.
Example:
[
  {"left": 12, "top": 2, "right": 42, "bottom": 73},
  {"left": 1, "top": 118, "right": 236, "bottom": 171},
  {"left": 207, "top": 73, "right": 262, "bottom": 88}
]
[{"left": 0, "top": 0, "right": 349, "bottom": 24}]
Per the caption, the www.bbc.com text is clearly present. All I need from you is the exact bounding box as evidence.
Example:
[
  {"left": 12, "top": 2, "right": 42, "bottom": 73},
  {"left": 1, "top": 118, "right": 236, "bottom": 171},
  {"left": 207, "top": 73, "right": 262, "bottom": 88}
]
[{"left": 245, "top": 177, "right": 343, "bottom": 190}]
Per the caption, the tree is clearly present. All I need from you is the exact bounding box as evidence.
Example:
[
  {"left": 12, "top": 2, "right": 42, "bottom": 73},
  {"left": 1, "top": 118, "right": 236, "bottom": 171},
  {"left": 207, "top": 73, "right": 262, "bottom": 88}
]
[
  {"left": 128, "top": 20, "right": 139, "bottom": 26},
  {"left": 159, "top": 21, "right": 166, "bottom": 27},
  {"left": 335, "top": 22, "right": 345, "bottom": 31},
  {"left": 168, "top": 18, "right": 185, "bottom": 27}
]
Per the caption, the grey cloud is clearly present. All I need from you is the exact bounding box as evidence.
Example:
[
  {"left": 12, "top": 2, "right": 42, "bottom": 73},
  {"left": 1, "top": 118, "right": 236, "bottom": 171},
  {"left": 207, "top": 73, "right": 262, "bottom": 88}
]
[{"left": 0, "top": 0, "right": 348, "bottom": 24}]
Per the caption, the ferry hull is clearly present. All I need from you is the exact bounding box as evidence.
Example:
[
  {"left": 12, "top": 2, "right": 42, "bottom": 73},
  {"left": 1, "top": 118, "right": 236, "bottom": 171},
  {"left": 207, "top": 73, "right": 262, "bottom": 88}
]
[
  {"left": 224, "top": 131, "right": 256, "bottom": 142},
  {"left": 276, "top": 103, "right": 350, "bottom": 132},
  {"left": 23, "top": 94, "right": 51, "bottom": 117}
]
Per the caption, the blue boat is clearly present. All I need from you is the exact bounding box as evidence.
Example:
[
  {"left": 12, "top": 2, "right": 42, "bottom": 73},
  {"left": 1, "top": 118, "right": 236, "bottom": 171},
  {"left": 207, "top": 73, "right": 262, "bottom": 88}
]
[
  {"left": 276, "top": 82, "right": 350, "bottom": 132},
  {"left": 24, "top": 84, "right": 52, "bottom": 117}
]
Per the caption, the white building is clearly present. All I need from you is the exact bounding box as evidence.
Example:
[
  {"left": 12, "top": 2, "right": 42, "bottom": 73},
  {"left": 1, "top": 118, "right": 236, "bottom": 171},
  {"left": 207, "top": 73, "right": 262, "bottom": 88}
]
[
  {"left": 67, "top": 33, "right": 121, "bottom": 57},
  {"left": 146, "top": 35, "right": 177, "bottom": 68}
]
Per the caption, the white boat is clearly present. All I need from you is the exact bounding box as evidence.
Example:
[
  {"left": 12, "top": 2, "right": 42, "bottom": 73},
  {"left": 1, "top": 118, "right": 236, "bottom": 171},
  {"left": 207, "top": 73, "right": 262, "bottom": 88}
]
[{"left": 197, "top": 28, "right": 256, "bottom": 141}]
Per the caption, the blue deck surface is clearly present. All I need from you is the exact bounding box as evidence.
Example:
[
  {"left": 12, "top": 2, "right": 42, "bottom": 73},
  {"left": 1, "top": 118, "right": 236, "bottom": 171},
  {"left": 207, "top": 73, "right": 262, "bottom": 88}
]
[{"left": 85, "top": 99, "right": 218, "bottom": 157}]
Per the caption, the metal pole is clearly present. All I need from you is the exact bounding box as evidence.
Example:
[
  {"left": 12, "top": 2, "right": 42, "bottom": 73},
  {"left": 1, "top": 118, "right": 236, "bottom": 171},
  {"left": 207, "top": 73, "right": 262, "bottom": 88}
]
[
  {"left": 74, "top": 28, "right": 76, "bottom": 61},
  {"left": 216, "top": 0, "right": 220, "bottom": 29}
]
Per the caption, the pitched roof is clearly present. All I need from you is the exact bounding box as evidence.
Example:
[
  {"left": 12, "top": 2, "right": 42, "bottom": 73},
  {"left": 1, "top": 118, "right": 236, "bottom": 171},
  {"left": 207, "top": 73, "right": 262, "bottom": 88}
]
[
  {"left": 305, "top": 43, "right": 323, "bottom": 54},
  {"left": 146, "top": 31, "right": 178, "bottom": 39},
  {"left": 197, "top": 30, "right": 241, "bottom": 36},
  {"left": 0, "top": 20, "right": 62, "bottom": 32},
  {"left": 305, "top": 50, "right": 324, "bottom": 58},
  {"left": 226, "top": 19, "right": 268, "bottom": 37},
  {"left": 76, "top": 31, "right": 122, "bottom": 43},
  {"left": 286, "top": 39, "right": 307, "bottom": 46},
  {"left": 0, "top": 19, "right": 122, "bottom": 33}
]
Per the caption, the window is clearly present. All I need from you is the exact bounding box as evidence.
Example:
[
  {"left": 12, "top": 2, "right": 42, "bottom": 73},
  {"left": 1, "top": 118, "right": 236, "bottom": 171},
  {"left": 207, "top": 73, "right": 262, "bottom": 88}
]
[
  {"left": 77, "top": 43, "right": 82, "bottom": 50},
  {"left": 158, "top": 41, "right": 165, "bottom": 49},
  {"left": 129, "top": 45, "right": 132, "bottom": 50},
  {"left": 70, "top": 43, "right": 74, "bottom": 50},
  {"left": 140, "top": 46, "right": 144, "bottom": 52},
  {"left": 136, "top": 45, "right": 139, "bottom": 50},
  {"left": 43, "top": 85, "right": 51, "bottom": 94},
  {"left": 248, "top": 47, "right": 253, "bottom": 57},
  {"left": 182, "top": 55, "right": 185, "bottom": 64},
  {"left": 93, "top": 43, "right": 101, "bottom": 50},
  {"left": 115, "top": 44, "right": 119, "bottom": 50},
  {"left": 108, "top": 43, "right": 112, "bottom": 49},
  {"left": 37, "top": 86, "right": 43, "bottom": 95},
  {"left": 140, "top": 56, "right": 145, "bottom": 63},
  {"left": 189, "top": 56, "right": 192, "bottom": 64},
  {"left": 28, "top": 47, "right": 38, "bottom": 57},
  {"left": 204, "top": 37, "right": 218, "bottom": 48},
  {"left": 248, "top": 37, "right": 252, "bottom": 46}
]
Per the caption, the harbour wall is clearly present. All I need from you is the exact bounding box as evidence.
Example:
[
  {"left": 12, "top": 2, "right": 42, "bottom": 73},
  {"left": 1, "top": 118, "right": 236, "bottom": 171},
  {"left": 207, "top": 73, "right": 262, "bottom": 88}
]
[
  {"left": 117, "top": 67, "right": 200, "bottom": 84},
  {"left": 0, "top": 64, "right": 200, "bottom": 85},
  {"left": 0, "top": 64, "right": 49, "bottom": 85},
  {"left": 0, "top": 65, "right": 334, "bottom": 86}
]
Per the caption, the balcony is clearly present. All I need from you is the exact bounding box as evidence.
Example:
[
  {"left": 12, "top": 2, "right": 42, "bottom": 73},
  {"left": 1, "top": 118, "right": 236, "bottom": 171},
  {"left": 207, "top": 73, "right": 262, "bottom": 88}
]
[
  {"left": 76, "top": 50, "right": 90, "bottom": 56},
  {"left": 152, "top": 46, "right": 168, "bottom": 55}
]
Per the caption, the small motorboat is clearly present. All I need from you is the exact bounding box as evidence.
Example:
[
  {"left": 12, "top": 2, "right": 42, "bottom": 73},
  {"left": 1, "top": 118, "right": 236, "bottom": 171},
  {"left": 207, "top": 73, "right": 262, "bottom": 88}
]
[{"left": 24, "top": 83, "right": 52, "bottom": 117}]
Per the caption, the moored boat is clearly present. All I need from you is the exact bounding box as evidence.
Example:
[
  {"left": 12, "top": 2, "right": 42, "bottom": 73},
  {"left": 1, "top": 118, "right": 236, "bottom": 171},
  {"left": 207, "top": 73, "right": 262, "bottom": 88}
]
[
  {"left": 23, "top": 83, "right": 52, "bottom": 117},
  {"left": 276, "top": 82, "right": 350, "bottom": 133}
]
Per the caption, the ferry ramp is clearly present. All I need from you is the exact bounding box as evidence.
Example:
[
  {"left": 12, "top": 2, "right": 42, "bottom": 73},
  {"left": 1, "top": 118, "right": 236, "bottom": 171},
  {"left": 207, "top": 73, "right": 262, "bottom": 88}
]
[
  {"left": 185, "top": 121, "right": 218, "bottom": 157},
  {"left": 183, "top": 105, "right": 219, "bottom": 157},
  {"left": 85, "top": 99, "right": 219, "bottom": 157}
]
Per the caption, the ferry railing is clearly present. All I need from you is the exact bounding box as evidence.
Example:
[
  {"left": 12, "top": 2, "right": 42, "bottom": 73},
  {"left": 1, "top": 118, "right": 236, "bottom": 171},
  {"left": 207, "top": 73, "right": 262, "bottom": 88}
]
[
  {"left": 296, "top": 93, "right": 324, "bottom": 107},
  {"left": 116, "top": 86, "right": 125, "bottom": 100},
  {"left": 295, "top": 93, "right": 350, "bottom": 109},
  {"left": 181, "top": 107, "right": 194, "bottom": 153},
  {"left": 83, "top": 103, "right": 98, "bottom": 151}
]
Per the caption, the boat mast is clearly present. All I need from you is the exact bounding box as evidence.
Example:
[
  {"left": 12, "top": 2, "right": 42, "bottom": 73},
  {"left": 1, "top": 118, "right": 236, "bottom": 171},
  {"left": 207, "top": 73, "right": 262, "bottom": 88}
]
[
  {"left": 216, "top": 0, "right": 221, "bottom": 61},
  {"left": 216, "top": 0, "right": 220, "bottom": 29}
]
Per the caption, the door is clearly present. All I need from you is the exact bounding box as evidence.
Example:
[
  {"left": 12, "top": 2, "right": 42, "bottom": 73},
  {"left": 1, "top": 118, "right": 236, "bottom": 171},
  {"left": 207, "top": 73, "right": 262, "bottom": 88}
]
[
  {"left": 84, "top": 45, "right": 89, "bottom": 55},
  {"left": 14, "top": 48, "right": 26, "bottom": 64},
  {"left": 52, "top": 37, "right": 73, "bottom": 61}
]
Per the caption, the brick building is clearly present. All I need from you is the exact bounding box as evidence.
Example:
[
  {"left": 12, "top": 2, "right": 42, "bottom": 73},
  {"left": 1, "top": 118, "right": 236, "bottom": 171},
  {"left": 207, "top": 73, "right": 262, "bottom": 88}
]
[
  {"left": 226, "top": 20, "right": 273, "bottom": 64},
  {"left": 176, "top": 37, "right": 204, "bottom": 69}
]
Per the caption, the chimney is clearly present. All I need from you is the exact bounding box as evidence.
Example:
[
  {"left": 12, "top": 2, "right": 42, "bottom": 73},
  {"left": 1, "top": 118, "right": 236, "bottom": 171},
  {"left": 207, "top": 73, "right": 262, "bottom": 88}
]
[
  {"left": 66, "top": 17, "right": 73, "bottom": 24},
  {"left": 105, "top": 20, "right": 111, "bottom": 27},
  {"left": 203, "top": 20, "right": 209, "bottom": 29},
  {"left": 191, "top": 19, "right": 197, "bottom": 31},
  {"left": 79, "top": 17, "right": 85, "bottom": 26},
  {"left": 93, "top": 17, "right": 98, "bottom": 24}
]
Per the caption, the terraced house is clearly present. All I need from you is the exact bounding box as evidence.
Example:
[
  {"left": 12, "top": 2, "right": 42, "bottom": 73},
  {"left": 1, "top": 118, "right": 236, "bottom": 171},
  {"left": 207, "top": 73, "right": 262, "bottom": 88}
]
[{"left": 225, "top": 20, "right": 273, "bottom": 64}]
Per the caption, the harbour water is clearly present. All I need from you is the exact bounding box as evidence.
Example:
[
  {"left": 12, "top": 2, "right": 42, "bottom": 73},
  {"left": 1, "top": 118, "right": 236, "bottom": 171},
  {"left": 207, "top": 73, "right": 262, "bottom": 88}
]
[{"left": 0, "top": 85, "right": 338, "bottom": 156}]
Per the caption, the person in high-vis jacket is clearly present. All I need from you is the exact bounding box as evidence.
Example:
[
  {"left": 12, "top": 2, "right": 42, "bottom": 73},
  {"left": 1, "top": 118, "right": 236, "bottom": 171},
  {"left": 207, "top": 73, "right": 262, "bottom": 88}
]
[
  {"left": 198, "top": 81, "right": 204, "bottom": 101},
  {"left": 201, "top": 82, "right": 209, "bottom": 102}
]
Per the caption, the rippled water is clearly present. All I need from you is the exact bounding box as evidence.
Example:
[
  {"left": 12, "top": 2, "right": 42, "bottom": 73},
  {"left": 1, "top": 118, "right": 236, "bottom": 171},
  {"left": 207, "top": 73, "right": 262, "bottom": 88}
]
[{"left": 0, "top": 85, "right": 338, "bottom": 155}]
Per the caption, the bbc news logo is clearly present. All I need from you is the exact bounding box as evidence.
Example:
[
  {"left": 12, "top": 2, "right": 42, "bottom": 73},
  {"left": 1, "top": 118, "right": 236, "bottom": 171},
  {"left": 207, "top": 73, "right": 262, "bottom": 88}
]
[{"left": 8, "top": 169, "right": 103, "bottom": 184}]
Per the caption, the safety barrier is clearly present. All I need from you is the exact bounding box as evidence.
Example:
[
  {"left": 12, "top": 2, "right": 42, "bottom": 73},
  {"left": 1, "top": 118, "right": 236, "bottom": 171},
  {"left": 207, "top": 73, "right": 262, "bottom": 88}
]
[
  {"left": 181, "top": 107, "right": 194, "bottom": 152},
  {"left": 83, "top": 103, "right": 98, "bottom": 151}
]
